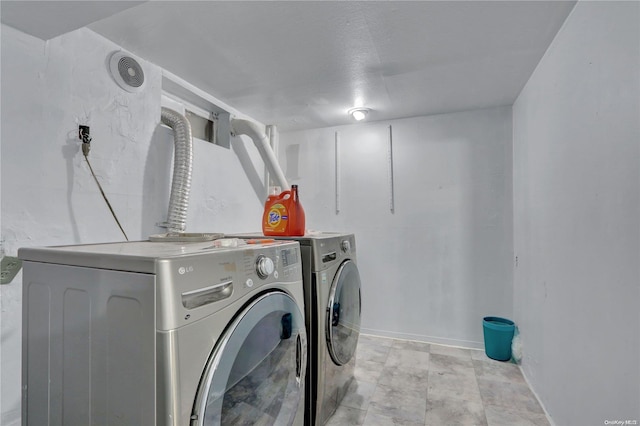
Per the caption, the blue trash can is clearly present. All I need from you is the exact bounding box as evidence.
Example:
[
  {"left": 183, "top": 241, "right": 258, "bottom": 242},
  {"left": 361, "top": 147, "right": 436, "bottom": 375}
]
[{"left": 483, "top": 316, "right": 515, "bottom": 361}]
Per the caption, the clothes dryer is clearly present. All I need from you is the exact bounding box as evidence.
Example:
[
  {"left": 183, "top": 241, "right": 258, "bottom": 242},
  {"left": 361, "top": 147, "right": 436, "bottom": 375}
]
[
  {"left": 19, "top": 239, "right": 307, "bottom": 426},
  {"left": 228, "top": 232, "right": 362, "bottom": 425}
]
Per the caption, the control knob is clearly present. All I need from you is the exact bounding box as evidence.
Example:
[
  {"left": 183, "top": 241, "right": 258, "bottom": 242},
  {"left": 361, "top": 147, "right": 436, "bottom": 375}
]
[
  {"left": 341, "top": 240, "right": 351, "bottom": 253},
  {"left": 256, "top": 255, "right": 275, "bottom": 279}
]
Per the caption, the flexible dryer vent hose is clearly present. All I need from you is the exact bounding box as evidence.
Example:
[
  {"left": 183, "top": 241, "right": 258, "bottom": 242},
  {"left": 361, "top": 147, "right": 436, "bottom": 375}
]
[{"left": 160, "top": 107, "right": 193, "bottom": 233}]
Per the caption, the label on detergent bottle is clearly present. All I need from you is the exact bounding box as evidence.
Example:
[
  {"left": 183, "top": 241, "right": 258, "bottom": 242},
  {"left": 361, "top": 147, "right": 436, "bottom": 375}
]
[{"left": 265, "top": 203, "right": 289, "bottom": 234}]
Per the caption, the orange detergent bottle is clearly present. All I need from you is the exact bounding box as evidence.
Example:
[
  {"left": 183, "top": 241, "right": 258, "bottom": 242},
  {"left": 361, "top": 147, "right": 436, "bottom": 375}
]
[{"left": 262, "top": 185, "right": 305, "bottom": 236}]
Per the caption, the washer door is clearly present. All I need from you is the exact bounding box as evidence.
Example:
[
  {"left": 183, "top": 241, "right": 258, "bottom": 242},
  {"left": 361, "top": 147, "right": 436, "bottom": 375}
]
[
  {"left": 192, "top": 291, "right": 307, "bottom": 426},
  {"left": 326, "top": 260, "right": 362, "bottom": 366}
]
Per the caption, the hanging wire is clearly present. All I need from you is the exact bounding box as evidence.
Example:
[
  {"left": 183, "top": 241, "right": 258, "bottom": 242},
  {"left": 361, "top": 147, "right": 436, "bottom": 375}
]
[{"left": 80, "top": 132, "right": 129, "bottom": 241}]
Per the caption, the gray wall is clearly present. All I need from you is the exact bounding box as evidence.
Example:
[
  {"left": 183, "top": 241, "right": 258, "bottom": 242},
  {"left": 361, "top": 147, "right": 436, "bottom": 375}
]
[
  {"left": 279, "top": 107, "right": 513, "bottom": 348},
  {"left": 513, "top": 2, "right": 640, "bottom": 424}
]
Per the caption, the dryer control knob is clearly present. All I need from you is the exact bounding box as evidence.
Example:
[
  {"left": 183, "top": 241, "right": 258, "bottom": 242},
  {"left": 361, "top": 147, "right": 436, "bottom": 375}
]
[
  {"left": 341, "top": 240, "right": 351, "bottom": 253},
  {"left": 256, "top": 255, "right": 275, "bottom": 279}
]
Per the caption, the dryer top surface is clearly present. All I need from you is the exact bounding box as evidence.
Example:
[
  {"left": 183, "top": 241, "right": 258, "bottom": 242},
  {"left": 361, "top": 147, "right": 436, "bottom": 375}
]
[{"left": 19, "top": 238, "right": 299, "bottom": 274}]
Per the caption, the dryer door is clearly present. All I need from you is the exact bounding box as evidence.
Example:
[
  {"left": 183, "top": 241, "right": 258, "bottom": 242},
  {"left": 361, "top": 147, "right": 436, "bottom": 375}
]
[
  {"left": 191, "top": 291, "right": 307, "bottom": 426},
  {"left": 326, "top": 260, "right": 362, "bottom": 365}
]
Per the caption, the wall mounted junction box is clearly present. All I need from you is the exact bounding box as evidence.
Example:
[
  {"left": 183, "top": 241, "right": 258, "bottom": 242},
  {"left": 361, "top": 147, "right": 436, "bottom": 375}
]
[{"left": 1, "top": 256, "right": 23, "bottom": 284}]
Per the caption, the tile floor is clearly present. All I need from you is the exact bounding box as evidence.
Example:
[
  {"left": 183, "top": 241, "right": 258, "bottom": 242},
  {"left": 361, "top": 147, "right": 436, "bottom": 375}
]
[{"left": 326, "top": 335, "right": 549, "bottom": 426}]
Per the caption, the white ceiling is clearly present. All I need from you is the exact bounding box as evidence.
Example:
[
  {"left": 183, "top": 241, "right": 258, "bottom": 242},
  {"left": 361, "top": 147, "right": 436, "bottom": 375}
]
[
  {"left": 2, "top": 1, "right": 576, "bottom": 132},
  {"left": 0, "top": 1, "right": 145, "bottom": 41}
]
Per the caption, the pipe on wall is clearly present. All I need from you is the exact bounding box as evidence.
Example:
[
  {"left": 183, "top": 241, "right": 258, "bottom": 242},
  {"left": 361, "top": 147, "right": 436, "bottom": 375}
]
[
  {"left": 160, "top": 107, "right": 193, "bottom": 233},
  {"left": 231, "top": 118, "right": 289, "bottom": 191},
  {"left": 265, "top": 124, "right": 279, "bottom": 197}
]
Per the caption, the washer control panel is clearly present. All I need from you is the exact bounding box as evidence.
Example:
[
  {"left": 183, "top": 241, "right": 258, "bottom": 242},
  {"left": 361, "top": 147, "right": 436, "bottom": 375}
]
[{"left": 313, "top": 233, "right": 356, "bottom": 270}]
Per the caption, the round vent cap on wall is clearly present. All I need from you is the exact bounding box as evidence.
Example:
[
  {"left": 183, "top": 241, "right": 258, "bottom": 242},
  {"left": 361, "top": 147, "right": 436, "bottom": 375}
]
[{"left": 109, "top": 51, "right": 145, "bottom": 93}]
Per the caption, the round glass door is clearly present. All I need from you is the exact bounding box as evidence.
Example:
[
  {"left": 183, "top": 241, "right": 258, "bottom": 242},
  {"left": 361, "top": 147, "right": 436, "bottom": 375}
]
[
  {"left": 326, "top": 260, "right": 362, "bottom": 366},
  {"left": 192, "top": 291, "right": 307, "bottom": 426}
]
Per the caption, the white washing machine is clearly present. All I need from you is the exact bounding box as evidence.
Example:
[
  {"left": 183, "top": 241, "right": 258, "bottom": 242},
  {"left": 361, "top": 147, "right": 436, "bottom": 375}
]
[
  {"left": 19, "top": 239, "right": 307, "bottom": 426},
  {"left": 228, "top": 232, "right": 362, "bottom": 425}
]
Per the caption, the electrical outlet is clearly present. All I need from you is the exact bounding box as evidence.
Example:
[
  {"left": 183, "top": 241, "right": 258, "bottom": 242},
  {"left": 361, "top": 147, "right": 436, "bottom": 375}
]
[
  {"left": 1, "top": 256, "right": 23, "bottom": 285},
  {"left": 79, "top": 125, "right": 91, "bottom": 156},
  {"left": 79, "top": 125, "right": 90, "bottom": 141}
]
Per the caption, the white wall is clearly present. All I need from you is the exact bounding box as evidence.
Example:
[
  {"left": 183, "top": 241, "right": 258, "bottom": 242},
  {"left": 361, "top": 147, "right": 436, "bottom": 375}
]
[
  {"left": 279, "top": 106, "right": 513, "bottom": 348},
  {"left": 513, "top": 2, "right": 640, "bottom": 425},
  {"left": 0, "top": 25, "right": 265, "bottom": 425}
]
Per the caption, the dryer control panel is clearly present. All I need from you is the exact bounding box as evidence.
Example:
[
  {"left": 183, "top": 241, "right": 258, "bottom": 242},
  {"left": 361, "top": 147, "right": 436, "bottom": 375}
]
[{"left": 156, "top": 240, "right": 302, "bottom": 331}]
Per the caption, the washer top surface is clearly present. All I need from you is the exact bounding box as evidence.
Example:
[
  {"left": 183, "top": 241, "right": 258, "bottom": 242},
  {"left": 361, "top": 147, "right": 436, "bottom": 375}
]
[
  {"left": 229, "top": 231, "right": 354, "bottom": 245},
  {"left": 228, "top": 231, "right": 356, "bottom": 272},
  {"left": 19, "top": 238, "right": 298, "bottom": 274}
]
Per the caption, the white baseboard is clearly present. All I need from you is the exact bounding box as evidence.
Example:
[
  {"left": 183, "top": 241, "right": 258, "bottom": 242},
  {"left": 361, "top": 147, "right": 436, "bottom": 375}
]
[{"left": 360, "top": 327, "right": 484, "bottom": 350}]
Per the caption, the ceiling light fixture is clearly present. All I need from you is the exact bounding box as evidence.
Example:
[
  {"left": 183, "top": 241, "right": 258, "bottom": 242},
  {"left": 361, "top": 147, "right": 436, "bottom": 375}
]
[{"left": 348, "top": 107, "right": 370, "bottom": 121}]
